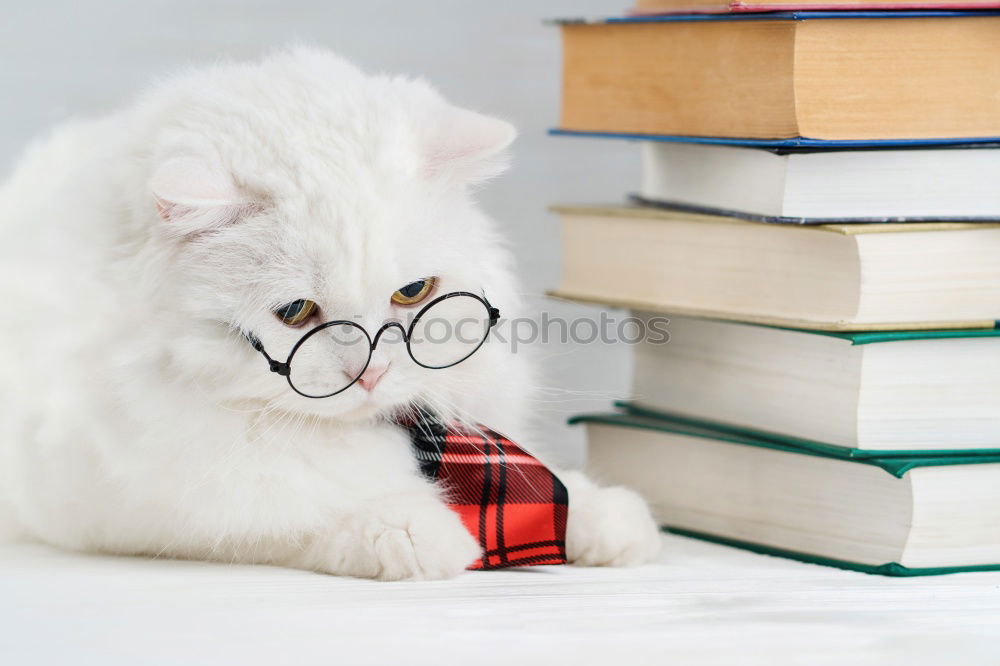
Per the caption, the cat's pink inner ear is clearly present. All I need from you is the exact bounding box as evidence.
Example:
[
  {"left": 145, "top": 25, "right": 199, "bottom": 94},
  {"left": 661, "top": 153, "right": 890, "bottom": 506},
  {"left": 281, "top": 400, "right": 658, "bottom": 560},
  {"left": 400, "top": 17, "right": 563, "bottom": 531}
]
[
  {"left": 149, "top": 157, "right": 247, "bottom": 224},
  {"left": 423, "top": 107, "right": 516, "bottom": 181}
]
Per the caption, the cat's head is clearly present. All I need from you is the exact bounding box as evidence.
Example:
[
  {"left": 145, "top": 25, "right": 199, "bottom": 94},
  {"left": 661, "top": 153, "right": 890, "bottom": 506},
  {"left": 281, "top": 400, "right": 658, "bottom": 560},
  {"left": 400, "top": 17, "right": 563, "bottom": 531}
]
[{"left": 137, "top": 48, "right": 520, "bottom": 424}]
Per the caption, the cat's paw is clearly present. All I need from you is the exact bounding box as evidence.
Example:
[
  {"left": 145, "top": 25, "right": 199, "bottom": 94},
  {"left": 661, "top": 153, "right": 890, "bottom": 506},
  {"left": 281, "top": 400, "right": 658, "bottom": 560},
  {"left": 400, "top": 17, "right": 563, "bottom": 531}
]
[
  {"left": 562, "top": 471, "right": 662, "bottom": 567},
  {"left": 365, "top": 500, "right": 482, "bottom": 581},
  {"left": 313, "top": 496, "right": 481, "bottom": 581}
]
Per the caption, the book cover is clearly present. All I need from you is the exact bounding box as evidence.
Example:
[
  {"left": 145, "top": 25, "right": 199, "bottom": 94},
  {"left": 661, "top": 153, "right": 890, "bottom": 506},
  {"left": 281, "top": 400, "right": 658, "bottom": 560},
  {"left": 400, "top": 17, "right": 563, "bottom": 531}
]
[
  {"left": 555, "top": 13, "right": 1000, "bottom": 142},
  {"left": 612, "top": 401, "right": 1000, "bottom": 458},
  {"left": 628, "top": 194, "right": 1000, "bottom": 226},
  {"left": 571, "top": 409, "right": 1000, "bottom": 575},
  {"left": 664, "top": 527, "right": 1000, "bottom": 576},
  {"left": 550, "top": 204, "right": 1000, "bottom": 332},
  {"left": 549, "top": 129, "right": 1000, "bottom": 150},
  {"left": 630, "top": 1, "right": 1000, "bottom": 15}
]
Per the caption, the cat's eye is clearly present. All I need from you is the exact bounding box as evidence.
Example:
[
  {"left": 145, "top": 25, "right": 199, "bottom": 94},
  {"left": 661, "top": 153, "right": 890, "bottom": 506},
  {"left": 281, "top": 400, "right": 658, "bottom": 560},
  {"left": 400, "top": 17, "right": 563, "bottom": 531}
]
[
  {"left": 391, "top": 277, "right": 437, "bottom": 306},
  {"left": 274, "top": 299, "right": 317, "bottom": 326}
]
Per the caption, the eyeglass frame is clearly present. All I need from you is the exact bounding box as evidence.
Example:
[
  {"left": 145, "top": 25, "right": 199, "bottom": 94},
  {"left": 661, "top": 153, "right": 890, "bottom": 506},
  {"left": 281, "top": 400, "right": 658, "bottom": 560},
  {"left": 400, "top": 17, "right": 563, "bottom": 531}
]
[{"left": 246, "top": 290, "right": 501, "bottom": 399}]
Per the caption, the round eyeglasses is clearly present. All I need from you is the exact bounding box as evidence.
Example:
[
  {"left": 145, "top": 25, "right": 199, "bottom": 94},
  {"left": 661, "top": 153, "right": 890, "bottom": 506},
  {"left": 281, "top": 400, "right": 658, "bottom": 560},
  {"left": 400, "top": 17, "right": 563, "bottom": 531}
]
[{"left": 247, "top": 291, "right": 500, "bottom": 398}]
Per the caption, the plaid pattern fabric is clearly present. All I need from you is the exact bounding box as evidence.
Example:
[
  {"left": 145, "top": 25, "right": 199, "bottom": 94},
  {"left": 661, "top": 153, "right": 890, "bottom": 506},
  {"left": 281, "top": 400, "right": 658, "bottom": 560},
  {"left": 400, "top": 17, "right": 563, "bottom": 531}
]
[{"left": 400, "top": 410, "right": 568, "bottom": 570}]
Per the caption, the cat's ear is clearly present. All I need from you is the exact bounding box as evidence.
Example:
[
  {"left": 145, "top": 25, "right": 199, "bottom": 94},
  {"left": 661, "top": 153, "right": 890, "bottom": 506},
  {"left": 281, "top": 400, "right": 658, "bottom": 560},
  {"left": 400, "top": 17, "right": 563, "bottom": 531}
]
[
  {"left": 422, "top": 106, "right": 516, "bottom": 185},
  {"left": 149, "top": 157, "right": 258, "bottom": 233}
]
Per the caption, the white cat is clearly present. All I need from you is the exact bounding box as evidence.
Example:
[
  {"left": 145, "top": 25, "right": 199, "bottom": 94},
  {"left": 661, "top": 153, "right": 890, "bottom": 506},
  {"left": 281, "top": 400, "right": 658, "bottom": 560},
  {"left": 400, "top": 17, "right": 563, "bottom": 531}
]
[{"left": 0, "top": 48, "right": 660, "bottom": 579}]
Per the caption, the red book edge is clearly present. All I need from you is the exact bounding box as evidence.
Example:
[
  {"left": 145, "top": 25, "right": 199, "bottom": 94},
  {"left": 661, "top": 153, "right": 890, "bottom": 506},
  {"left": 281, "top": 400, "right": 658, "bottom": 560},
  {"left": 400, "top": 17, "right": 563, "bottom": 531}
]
[{"left": 629, "top": 1, "right": 1000, "bottom": 14}]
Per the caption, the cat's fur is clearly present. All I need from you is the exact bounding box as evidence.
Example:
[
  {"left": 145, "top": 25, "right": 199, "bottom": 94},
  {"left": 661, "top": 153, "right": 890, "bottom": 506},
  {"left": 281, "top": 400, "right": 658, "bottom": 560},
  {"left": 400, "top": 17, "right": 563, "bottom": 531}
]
[{"left": 0, "top": 48, "right": 660, "bottom": 579}]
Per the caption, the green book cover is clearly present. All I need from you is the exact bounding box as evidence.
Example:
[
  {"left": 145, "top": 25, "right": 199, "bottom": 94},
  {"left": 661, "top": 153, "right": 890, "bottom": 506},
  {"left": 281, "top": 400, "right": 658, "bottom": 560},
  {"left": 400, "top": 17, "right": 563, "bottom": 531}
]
[
  {"left": 571, "top": 408, "right": 1000, "bottom": 478},
  {"left": 771, "top": 323, "right": 1000, "bottom": 345},
  {"left": 661, "top": 527, "right": 1000, "bottom": 578},
  {"left": 615, "top": 401, "right": 1000, "bottom": 459},
  {"left": 569, "top": 408, "right": 1000, "bottom": 576}
]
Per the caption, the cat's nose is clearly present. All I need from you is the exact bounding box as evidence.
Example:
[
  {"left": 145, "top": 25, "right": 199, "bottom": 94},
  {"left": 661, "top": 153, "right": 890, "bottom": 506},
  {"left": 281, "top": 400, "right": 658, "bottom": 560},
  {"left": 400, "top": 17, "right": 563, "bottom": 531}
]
[{"left": 356, "top": 363, "right": 388, "bottom": 392}]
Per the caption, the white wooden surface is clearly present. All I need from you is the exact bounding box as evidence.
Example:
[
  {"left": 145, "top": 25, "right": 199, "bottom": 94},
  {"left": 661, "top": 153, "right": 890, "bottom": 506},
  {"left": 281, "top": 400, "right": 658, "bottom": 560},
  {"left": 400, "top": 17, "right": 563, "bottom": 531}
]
[{"left": 2, "top": 533, "right": 999, "bottom": 665}]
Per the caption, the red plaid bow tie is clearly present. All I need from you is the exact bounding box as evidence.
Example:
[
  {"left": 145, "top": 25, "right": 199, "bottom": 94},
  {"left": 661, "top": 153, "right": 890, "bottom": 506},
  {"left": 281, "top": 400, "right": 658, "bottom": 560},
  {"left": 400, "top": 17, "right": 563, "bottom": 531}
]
[{"left": 400, "top": 410, "right": 568, "bottom": 570}]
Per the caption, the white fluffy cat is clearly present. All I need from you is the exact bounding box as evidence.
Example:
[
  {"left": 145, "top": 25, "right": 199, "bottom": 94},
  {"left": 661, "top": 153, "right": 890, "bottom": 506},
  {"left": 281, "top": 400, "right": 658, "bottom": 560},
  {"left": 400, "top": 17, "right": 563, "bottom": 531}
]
[{"left": 0, "top": 48, "right": 660, "bottom": 579}]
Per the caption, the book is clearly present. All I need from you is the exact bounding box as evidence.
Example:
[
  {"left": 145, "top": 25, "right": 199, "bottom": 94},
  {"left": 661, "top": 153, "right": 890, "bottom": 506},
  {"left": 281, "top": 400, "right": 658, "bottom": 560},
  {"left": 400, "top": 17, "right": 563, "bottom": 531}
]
[
  {"left": 636, "top": 141, "right": 1000, "bottom": 223},
  {"left": 549, "top": 129, "right": 1000, "bottom": 150},
  {"left": 631, "top": 0, "right": 1000, "bottom": 15},
  {"left": 627, "top": 315, "right": 1000, "bottom": 453},
  {"left": 557, "top": 13, "right": 1000, "bottom": 141},
  {"left": 550, "top": 204, "right": 1000, "bottom": 331},
  {"left": 572, "top": 409, "right": 1000, "bottom": 575}
]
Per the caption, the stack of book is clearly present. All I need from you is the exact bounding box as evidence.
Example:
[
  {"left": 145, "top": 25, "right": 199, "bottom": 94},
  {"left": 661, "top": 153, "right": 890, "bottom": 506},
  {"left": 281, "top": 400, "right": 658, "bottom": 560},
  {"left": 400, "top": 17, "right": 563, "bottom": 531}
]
[{"left": 550, "top": 6, "right": 1000, "bottom": 575}]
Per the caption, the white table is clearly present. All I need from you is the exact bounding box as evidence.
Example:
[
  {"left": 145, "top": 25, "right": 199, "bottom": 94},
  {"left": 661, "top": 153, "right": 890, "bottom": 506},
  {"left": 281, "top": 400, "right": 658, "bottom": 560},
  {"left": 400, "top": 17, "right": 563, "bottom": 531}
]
[{"left": 3, "top": 533, "right": 999, "bottom": 665}]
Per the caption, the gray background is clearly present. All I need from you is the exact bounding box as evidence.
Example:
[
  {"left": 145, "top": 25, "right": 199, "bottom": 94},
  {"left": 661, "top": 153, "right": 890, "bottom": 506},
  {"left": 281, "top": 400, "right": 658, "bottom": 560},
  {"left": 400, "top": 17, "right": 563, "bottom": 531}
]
[{"left": 0, "top": 0, "right": 639, "bottom": 466}]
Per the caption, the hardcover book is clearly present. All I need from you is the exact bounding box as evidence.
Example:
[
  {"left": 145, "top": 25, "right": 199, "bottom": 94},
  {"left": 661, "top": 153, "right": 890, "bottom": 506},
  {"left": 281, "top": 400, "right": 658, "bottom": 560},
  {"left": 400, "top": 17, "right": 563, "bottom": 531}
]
[
  {"left": 631, "top": 0, "right": 1000, "bottom": 15},
  {"left": 628, "top": 315, "right": 1000, "bottom": 452},
  {"left": 572, "top": 409, "right": 1000, "bottom": 575},
  {"left": 635, "top": 141, "right": 1000, "bottom": 223},
  {"left": 556, "top": 12, "right": 1000, "bottom": 141},
  {"left": 550, "top": 204, "right": 1000, "bottom": 331}
]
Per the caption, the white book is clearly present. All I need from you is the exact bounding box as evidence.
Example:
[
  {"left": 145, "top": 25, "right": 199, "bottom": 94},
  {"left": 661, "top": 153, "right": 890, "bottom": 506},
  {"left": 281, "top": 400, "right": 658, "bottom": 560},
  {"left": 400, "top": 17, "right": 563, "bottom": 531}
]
[
  {"left": 577, "top": 410, "right": 1000, "bottom": 573},
  {"left": 638, "top": 141, "right": 1000, "bottom": 223},
  {"left": 551, "top": 204, "right": 1000, "bottom": 331},
  {"left": 628, "top": 315, "right": 1000, "bottom": 453}
]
